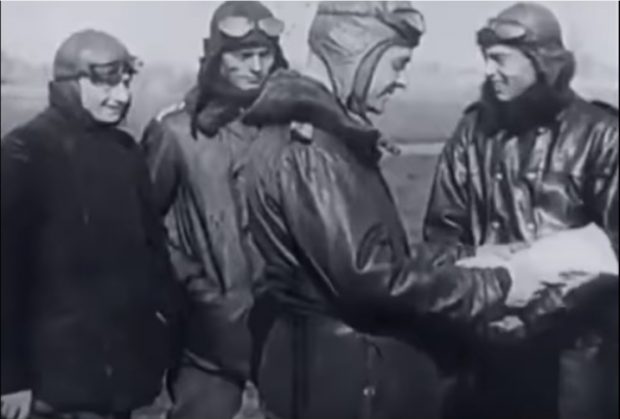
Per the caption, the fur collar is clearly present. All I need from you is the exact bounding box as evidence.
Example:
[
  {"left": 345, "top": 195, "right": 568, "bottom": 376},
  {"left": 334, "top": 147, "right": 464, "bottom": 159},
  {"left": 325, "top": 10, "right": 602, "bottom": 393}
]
[
  {"left": 477, "top": 79, "right": 575, "bottom": 136},
  {"left": 184, "top": 85, "right": 248, "bottom": 139},
  {"left": 243, "top": 70, "right": 382, "bottom": 162}
]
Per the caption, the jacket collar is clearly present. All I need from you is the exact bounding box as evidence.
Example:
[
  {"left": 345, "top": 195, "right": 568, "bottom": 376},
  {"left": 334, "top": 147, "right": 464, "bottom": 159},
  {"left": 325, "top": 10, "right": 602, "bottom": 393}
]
[
  {"left": 243, "top": 69, "right": 382, "bottom": 163},
  {"left": 477, "top": 79, "right": 576, "bottom": 136},
  {"left": 184, "top": 86, "right": 243, "bottom": 139}
]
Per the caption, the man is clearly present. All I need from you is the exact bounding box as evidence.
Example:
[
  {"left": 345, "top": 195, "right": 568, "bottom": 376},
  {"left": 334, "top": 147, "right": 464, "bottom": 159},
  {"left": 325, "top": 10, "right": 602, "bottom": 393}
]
[
  {"left": 140, "top": 2, "right": 288, "bottom": 418},
  {"left": 424, "top": 3, "right": 618, "bottom": 418},
  {"left": 1, "top": 30, "right": 179, "bottom": 419},
  {"left": 238, "top": 2, "right": 549, "bottom": 418}
]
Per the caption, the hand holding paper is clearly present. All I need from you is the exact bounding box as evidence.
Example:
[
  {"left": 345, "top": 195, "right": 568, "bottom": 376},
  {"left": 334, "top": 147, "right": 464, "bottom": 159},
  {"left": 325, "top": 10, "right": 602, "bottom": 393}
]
[
  {"left": 504, "top": 223, "right": 618, "bottom": 306},
  {"left": 457, "top": 223, "right": 618, "bottom": 308}
]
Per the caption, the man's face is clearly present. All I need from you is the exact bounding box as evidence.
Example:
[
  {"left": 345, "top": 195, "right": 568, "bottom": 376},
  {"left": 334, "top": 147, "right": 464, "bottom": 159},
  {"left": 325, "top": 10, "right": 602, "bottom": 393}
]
[
  {"left": 366, "top": 45, "right": 413, "bottom": 115},
  {"left": 78, "top": 73, "right": 132, "bottom": 124},
  {"left": 483, "top": 44, "right": 537, "bottom": 102},
  {"left": 220, "top": 45, "right": 276, "bottom": 91}
]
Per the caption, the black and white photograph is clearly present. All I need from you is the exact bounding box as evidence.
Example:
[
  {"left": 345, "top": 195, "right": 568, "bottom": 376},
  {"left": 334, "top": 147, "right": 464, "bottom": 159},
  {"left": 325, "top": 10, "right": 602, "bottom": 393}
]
[{"left": 1, "top": 1, "right": 618, "bottom": 419}]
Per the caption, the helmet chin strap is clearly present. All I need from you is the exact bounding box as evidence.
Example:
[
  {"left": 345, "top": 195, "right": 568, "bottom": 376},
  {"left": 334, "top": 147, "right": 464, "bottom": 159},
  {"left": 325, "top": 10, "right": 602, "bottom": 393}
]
[{"left": 347, "top": 39, "right": 402, "bottom": 123}]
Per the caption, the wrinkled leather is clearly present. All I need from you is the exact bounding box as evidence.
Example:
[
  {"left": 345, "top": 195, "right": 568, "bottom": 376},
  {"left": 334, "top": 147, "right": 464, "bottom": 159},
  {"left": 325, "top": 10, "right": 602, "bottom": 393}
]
[
  {"left": 241, "top": 70, "right": 512, "bottom": 418},
  {"left": 141, "top": 100, "right": 262, "bottom": 384},
  {"left": 424, "top": 95, "right": 618, "bottom": 418},
  {"left": 425, "top": 96, "right": 618, "bottom": 247},
  {"left": 424, "top": 94, "right": 618, "bottom": 332}
]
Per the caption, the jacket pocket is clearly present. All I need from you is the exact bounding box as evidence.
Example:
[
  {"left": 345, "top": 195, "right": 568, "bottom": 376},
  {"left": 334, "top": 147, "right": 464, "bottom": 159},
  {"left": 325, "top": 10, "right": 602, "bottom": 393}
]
[{"left": 531, "top": 170, "right": 586, "bottom": 223}]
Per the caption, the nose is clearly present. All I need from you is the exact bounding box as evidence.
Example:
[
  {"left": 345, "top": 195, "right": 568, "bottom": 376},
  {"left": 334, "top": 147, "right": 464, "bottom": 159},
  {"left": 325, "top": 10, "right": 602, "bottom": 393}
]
[
  {"left": 250, "top": 55, "right": 262, "bottom": 74},
  {"left": 109, "top": 81, "right": 130, "bottom": 105},
  {"left": 484, "top": 59, "right": 499, "bottom": 79},
  {"left": 395, "top": 70, "right": 408, "bottom": 90}
]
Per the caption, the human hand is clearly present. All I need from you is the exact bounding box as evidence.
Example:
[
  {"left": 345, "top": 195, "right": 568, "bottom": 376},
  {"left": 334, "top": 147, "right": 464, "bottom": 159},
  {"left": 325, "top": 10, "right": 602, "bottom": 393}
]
[
  {"left": 487, "top": 315, "right": 527, "bottom": 342},
  {"left": 1, "top": 390, "right": 32, "bottom": 419},
  {"left": 457, "top": 241, "right": 529, "bottom": 269},
  {"left": 457, "top": 249, "right": 551, "bottom": 308}
]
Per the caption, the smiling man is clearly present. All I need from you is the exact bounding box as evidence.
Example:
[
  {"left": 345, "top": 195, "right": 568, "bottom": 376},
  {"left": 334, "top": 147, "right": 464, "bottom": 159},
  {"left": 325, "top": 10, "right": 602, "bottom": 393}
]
[
  {"left": 140, "top": 2, "right": 288, "bottom": 419},
  {"left": 1, "top": 30, "right": 180, "bottom": 419},
  {"left": 424, "top": 3, "right": 618, "bottom": 419}
]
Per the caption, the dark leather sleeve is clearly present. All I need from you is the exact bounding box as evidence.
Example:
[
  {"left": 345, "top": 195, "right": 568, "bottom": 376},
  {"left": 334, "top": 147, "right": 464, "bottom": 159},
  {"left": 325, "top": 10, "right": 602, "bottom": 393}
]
[
  {"left": 585, "top": 118, "right": 619, "bottom": 255},
  {"left": 423, "top": 115, "right": 474, "bottom": 245},
  {"left": 133, "top": 139, "right": 186, "bottom": 323},
  {"left": 276, "top": 144, "right": 511, "bottom": 325},
  {"left": 140, "top": 118, "right": 204, "bottom": 293},
  {"left": 1, "top": 134, "right": 36, "bottom": 394},
  {"left": 140, "top": 118, "right": 184, "bottom": 216},
  {"left": 141, "top": 118, "right": 251, "bottom": 385}
]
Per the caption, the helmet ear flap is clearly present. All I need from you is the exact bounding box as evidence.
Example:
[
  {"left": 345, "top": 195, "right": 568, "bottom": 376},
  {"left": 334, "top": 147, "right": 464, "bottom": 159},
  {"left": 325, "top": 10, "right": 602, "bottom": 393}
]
[
  {"left": 550, "top": 50, "right": 576, "bottom": 90},
  {"left": 527, "top": 48, "right": 576, "bottom": 90}
]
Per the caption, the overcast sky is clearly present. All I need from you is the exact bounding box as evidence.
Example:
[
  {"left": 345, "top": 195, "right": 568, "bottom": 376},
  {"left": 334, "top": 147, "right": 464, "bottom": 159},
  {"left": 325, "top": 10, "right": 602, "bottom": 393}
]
[{"left": 2, "top": 1, "right": 618, "bottom": 77}]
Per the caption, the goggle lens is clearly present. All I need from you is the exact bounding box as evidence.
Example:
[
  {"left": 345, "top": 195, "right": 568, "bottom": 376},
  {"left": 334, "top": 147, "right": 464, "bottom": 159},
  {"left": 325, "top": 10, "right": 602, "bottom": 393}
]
[
  {"left": 218, "top": 16, "right": 284, "bottom": 39},
  {"left": 88, "top": 58, "right": 140, "bottom": 86}
]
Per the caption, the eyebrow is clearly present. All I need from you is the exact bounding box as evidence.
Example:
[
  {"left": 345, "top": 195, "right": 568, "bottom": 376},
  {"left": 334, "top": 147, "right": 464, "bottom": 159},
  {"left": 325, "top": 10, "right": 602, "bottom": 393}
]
[
  {"left": 395, "top": 56, "right": 410, "bottom": 66},
  {"left": 486, "top": 50, "right": 509, "bottom": 59}
]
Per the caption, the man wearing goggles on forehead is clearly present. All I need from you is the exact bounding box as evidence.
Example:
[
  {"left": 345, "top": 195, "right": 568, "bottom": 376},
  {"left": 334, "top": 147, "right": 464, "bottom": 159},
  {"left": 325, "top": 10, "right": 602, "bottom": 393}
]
[
  {"left": 141, "top": 2, "right": 288, "bottom": 419},
  {"left": 235, "top": 2, "right": 554, "bottom": 418},
  {"left": 70, "top": 59, "right": 139, "bottom": 87},
  {"left": 52, "top": 32, "right": 141, "bottom": 125},
  {"left": 425, "top": 3, "right": 618, "bottom": 419},
  {"left": 1, "top": 30, "right": 181, "bottom": 419}
]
